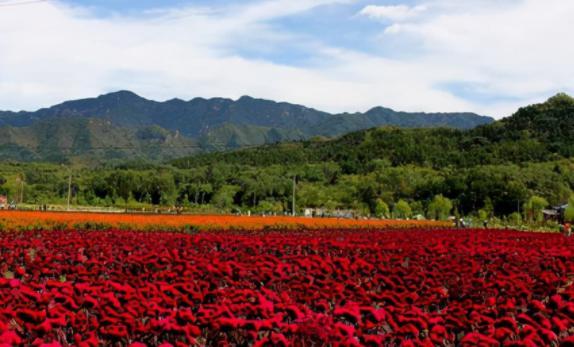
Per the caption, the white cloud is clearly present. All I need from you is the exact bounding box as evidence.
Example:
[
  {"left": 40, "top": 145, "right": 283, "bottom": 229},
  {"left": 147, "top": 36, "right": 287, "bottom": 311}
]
[
  {"left": 359, "top": 4, "right": 427, "bottom": 22},
  {"left": 355, "top": 0, "right": 574, "bottom": 116},
  {"left": 0, "top": 0, "right": 354, "bottom": 111},
  {"left": 0, "top": 0, "right": 573, "bottom": 119}
]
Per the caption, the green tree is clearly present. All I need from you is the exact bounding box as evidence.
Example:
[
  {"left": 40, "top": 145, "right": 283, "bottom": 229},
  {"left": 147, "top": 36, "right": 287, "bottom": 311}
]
[
  {"left": 192, "top": 183, "right": 214, "bottom": 205},
  {"left": 297, "top": 183, "right": 327, "bottom": 209},
  {"left": 0, "top": 175, "right": 7, "bottom": 195},
  {"left": 565, "top": 195, "right": 574, "bottom": 223},
  {"left": 374, "top": 199, "right": 390, "bottom": 218},
  {"left": 393, "top": 200, "right": 412, "bottom": 219},
  {"left": 257, "top": 199, "right": 283, "bottom": 214},
  {"left": 106, "top": 171, "right": 134, "bottom": 207},
  {"left": 478, "top": 209, "right": 489, "bottom": 222},
  {"left": 427, "top": 195, "right": 453, "bottom": 220},
  {"left": 508, "top": 212, "right": 523, "bottom": 226},
  {"left": 212, "top": 185, "right": 240, "bottom": 210},
  {"left": 410, "top": 201, "right": 425, "bottom": 218},
  {"left": 523, "top": 195, "right": 549, "bottom": 223},
  {"left": 483, "top": 197, "right": 494, "bottom": 217},
  {"left": 143, "top": 171, "right": 176, "bottom": 206}
]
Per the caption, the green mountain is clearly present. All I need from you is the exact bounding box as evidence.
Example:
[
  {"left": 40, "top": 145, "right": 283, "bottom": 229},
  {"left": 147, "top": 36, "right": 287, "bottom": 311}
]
[
  {"left": 1, "top": 94, "right": 572, "bottom": 218},
  {"left": 174, "top": 93, "right": 574, "bottom": 171},
  {"left": 0, "top": 117, "right": 197, "bottom": 163},
  {"left": 165, "top": 93, "right": 574, "bottom": 216},
  {"left": 0, "top": 91, "right": 493, "bottom": 162}
]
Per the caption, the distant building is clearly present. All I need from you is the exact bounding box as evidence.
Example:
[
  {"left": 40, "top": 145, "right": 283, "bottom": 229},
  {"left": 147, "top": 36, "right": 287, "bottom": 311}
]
[
  {"left": 543, "top": 204, "right": 569, "bottom": 223},
  {"left": 0, "top": 196, "right": 7, "bottom": 209},
  {"left": 304, "top": 208, "right": 327, "bottom": 218},
  {"left": 303, "top": 208, "right": 356, "bottom": 219}
]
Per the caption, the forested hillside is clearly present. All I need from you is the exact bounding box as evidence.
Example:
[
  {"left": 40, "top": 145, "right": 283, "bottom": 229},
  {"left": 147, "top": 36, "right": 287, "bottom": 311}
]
[
  {"left": 0, "top": 94, "right": 572, "bottom": 221},
  {"left": 0, "top": 91, "right": 493, "bottom": 162},
  {"left": 174, "top": 93, "right": 574, "bottom": 171}
]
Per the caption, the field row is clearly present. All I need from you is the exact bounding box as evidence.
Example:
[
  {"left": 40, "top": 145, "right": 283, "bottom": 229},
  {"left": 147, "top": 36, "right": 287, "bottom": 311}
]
[
  {"left": 0, "top": 229, "right": 573, "bottom": 346},
  {"left": 0, "top": 210, "right": 450, "bottom": 232}
]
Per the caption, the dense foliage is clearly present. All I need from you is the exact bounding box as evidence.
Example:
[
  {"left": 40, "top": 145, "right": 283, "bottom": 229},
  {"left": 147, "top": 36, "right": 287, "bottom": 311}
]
[
  {"left": 175, "top": 94, "right": 574, "bottom": 171},
  {"left": 0, "top": 158, "right": 572, "bottom": 221},
  {"left": 0, "top": 94, "right": 572, "bottom": 220},
  {"left": 0, "top": 91, "right": 492, "bottom": 162}
]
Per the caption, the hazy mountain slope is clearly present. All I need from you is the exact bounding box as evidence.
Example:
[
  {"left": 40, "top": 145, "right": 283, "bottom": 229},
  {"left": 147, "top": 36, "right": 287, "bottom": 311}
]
[
  {"left": 0, "top": 91, "right": 494, "bottom": 162},
  {"left": 0, "top": 117, "right": 199, "bottom": 163},
  {"left": 173, "top": 94, "right": 574, "bottom": 170}
]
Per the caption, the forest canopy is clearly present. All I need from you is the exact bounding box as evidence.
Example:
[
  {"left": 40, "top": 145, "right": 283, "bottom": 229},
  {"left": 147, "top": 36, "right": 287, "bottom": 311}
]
[{"left": 0, "top": 94, "right": 573, "bottom": 221}]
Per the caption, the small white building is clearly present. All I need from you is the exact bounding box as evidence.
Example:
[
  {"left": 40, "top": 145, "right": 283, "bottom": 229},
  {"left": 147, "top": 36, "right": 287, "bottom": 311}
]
[{"left": 303, "top": 208, "right": 356, "bottom": 219}]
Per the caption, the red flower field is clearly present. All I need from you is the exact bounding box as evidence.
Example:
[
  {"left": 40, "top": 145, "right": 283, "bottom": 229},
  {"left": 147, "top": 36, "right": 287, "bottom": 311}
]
[{"left": 1, "top": 228, "right": 574, "bottom": 346}]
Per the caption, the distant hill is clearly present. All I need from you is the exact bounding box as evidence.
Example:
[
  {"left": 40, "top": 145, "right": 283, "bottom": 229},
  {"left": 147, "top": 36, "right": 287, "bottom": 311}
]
[
  {"left": 0, "top": 91, "right": 493, "bottom": 162},
  {"left": 173, "top": 93, "right": 574, "bottom": 171},
  {"left": 0, "top": 117, "right": 197, "bottom": 163}
]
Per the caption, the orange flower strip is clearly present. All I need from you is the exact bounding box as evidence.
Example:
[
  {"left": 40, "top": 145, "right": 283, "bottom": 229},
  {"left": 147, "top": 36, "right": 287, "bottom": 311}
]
[{"left": 0, "top": 210, "right": 450, "bottom": 231}]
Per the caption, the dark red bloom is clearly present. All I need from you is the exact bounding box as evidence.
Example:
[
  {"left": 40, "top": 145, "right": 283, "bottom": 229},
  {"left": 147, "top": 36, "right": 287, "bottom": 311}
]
[{"left": 0, "top": 229, "right": 574, "bottom": 345}]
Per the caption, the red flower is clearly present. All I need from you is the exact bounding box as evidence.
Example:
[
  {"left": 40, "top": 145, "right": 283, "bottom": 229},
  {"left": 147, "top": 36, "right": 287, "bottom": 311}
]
[
  {"left": 460, "top": 332, "right": 499, "bottom": 347},
  {"left": 430, "top": 325, "right": 450, "bottom": 344},
  {"left": 0, "top": 228, "right": 573, "bottom": 345},
  {"left": 0, "top": 331, "right": 22, "bottom": 345},
  {"left": 100, "top": 325, "right": 128, "bottom": 338}
]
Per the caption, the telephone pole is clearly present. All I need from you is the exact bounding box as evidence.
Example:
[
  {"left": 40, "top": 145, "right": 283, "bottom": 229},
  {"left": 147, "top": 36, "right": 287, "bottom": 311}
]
[
  {"left": 292, "top": 175, "right": 296, "bottom": 217},
  {"left": 67, "top": 170, "right": 72, "bottom": 211},
  {"left": 16, "top": 174, "right": 24, "bottom": 205}
]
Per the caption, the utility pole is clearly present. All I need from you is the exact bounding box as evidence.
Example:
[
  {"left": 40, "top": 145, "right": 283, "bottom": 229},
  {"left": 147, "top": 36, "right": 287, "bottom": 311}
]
[
  {"left": 16, "top": 174, "right": 24, "bottom": 205},
  {"left": 292, "top": 175, "right": 296, "bottom": 217},
  {"left": 67, "top": 170, "right": 72, "bottom": 211}
]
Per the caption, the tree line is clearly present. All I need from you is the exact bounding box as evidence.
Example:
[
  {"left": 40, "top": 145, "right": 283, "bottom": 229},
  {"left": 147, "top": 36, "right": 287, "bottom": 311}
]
[
  {"left": 0, "top": 158, "right": 573, "bottom": 223},
  {"left": 1, "top": 93, "right": 573, "bottom": 223}
]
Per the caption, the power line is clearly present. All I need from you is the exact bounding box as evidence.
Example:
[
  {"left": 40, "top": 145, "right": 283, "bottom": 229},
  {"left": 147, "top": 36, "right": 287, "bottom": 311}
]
[
  {"left": 28, "top": 142, "right": 276, "bottom": 152},
  {"left": 0, "top": 0, "right": 49, "bottom": 7},
  {"left": 44, "top": 145, "right": 208, "bottom": 150},
  {"left": 0, "top": 0, "right": 47, "bottom": 4}
]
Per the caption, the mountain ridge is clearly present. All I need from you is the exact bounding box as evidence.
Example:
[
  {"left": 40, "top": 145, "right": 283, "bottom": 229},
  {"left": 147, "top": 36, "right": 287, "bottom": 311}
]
[
  {"left": 0, "top": 91, "right": 495, "bottom": 162},
  {"left": 172, "top": 93, "right": 574, "bottom": 170}
]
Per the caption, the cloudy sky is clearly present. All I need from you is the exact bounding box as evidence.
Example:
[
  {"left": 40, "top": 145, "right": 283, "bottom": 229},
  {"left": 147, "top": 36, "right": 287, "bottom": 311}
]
[{"left": 0, "top": 0, "right": 573, "bottom": 118}]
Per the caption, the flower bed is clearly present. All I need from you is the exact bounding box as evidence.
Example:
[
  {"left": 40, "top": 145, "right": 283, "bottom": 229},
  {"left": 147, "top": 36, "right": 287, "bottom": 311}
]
[
  {"left": 1, "top": 228, "right": 573, "bottom": 346},
  {"left": 0, "top": 210, "right": 449, "bottom": 232}
]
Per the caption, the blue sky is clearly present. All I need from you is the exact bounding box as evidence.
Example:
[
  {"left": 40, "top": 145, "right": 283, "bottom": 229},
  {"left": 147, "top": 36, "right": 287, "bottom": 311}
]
[
  {"left": 59, "top": 0, "right": 235, "bottom": 15},
  {"left": 0, "top": 0, "right": 573, "bottom": 117},
  {"left": 62, "top": 0, "right": 393, "bottom": 60}
]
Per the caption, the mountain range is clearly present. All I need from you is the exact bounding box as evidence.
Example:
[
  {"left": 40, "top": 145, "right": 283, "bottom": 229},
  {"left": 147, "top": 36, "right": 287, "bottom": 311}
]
[
  {"left": 0, "top": 91, "right": 494, "bottom": 162},
  {"left": 173, "top": 93, "right": 574, "bottom": 171}
]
